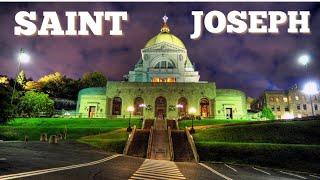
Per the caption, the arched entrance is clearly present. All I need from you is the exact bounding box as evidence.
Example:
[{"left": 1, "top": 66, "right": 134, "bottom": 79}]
[
  {"left": 112, "top": 97, "right": 122, "bottom": 115},
  {"left": 178, "top": 97, "right": 188, "bottom": 117},
  {"left": 134, "top": 97, "right": 144, "bottom": 116},
  {"left": 200, "top": 98, "right": 210, "bottom": 117},
  {"left": 155, "top": 96, "right": 167, "bottom": 119}
]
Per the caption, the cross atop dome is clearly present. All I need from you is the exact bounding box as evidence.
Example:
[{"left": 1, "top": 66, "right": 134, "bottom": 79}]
[
  {"left": 160, "top": 14, "right": 170, "bottom": 33},
  {"left": 162, "top": 14, "right": 168, "bottom": 23}
]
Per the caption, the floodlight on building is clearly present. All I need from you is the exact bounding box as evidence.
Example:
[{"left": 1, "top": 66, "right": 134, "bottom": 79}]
[
  {"left": 302, "top": 81, "right": 318, "bottom": 117},
  {"left": 302, "top": 81, "right": 318, "bottom": 96},
  {"left": 282, "top": 112, "right": 294, "bottom": 120}
]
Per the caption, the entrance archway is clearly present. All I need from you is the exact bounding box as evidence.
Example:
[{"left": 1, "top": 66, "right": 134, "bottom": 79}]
[
  {"left": 200, "top": 98, "right": 210, "bottom": 117},
  {"left": 134, "top": 97, "right": 144, "bottom": 116},
  {"left": 155, "top": 96, "right": 167, "bottom": 119},
  {"left": 112, "top": 97, "right": 122, "bottom": 115},
  {"left": 178, "top": 97, "right": 188, "bottom": 117}
]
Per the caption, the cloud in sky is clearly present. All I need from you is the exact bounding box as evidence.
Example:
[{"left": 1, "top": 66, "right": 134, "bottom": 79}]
[{"left": 0, "top": 2, "right": 319, "bottom": 97}]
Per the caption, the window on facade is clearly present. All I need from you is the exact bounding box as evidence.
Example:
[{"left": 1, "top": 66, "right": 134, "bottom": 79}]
[
  {"left": 303, "top": 104, "right": 307, "bottom": 110},
  {"left": 297, "top": 105, "right": 301, "bottom": 110},
  {"left": 295, "top": 96, "right": 299, "bottom": 101},
  {"left": 271, "top": 106, "right": 275, "bottom": 111},
  {"left": 134, "top": 97, "right": 144, "bottom": 116},
  {"left": 285, "top": 106, "right": 289, "bottom": 112},
  {"left": 276, "top": 98, "right": 279, "bottom": 102},
  {"left": 277, "top": 106, "right": 281, "bottom": 111},
  {"left": 283, "top": 97, "right": 288, "bottom": 102},
  {"left": 270, "top": 97, "right": 274, "bottom": 102},
  {"left": 154, "top": 61, "right": 175, "bottom": 69},
  {"left": 315, "top": 104, "right": 318, "bottom": 111},
  {"left": 314, "top": 96, "right": 318, "bottom": 101}
]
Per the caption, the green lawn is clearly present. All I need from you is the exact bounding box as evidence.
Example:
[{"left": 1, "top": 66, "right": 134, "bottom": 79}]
[
  {"left": 0, "top": 118, "right": 142, "bottom": 141},
  {"left": 178, "top": 119, "right": 258, "bottom": 129},
  {"left": 193, "top": 119, "right": 320, "bottom": 173},
  {"left": 78, "top": 129, "right": 129, "bottom": 154}
]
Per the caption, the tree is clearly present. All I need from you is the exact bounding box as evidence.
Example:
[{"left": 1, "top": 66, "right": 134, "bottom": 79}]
[
  {"left": 81, "top": 71, "right": 107, "bottom": 88},
  {"left": 16, "top": 70, "right": 27, "bottom": 86},
  {"left": 0, "top": 84, "right": 14, "bottom": 123},
  {"left": 18, "top": 91, "right": 54, "bottom": 117},
  {"left": 261, "top": 107, "right": 276, "bottom": 120}
]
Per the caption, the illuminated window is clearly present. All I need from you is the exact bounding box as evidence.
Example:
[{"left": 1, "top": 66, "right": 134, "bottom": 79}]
[
  {"left": 295, "top": 96, "right": 299, "bottom": 101},
  {"left": 277, "top": 106, "right": 281, "bottom": 111},
  {"left": 315, "top": 104, "right": 318, "bottom": 111},
  {"left": 271, "top": 106, "right": 275, "bottom": 111},
  {"left": 285, "top": 106, "right": 289, "bottom": 111},
  {"left": 270, "top": 97, "right": 274, "bottom": 102},
  {"left": 276, "top": 98, "right": 279, "bottom": 102},
  {"left": 283, "top": 97, "right": 288, "bottom": 102},
  {"left": 152, "top": 77, "right": 176, "bottom": 83}
]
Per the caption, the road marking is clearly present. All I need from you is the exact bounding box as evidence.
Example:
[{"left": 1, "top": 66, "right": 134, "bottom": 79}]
[
  {"left": 199, "top": 163, "right": 233, "bottom": 180},
  {"left": 224, "top": 164, "right": 237, "bottom": 172},
  {"left": 310, "top": 174, "right": 320, "bottom": 179},
  {"left": 0, "top": 158, "right": 6, "bottom": 161},
  {"left": 0, "top": 154, "right": 121, "bottom": 180},
  {"left": 130, "top": 159, "right": 186, "bottom": 180},
  {"left": 279, "top": 171, "right": 307, "bottom": 179},
  {"left": 252, "top": 167, "right": 271, "bottom": 175}
]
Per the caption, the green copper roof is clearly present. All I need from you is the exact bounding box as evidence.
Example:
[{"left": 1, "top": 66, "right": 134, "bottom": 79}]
[
  {"left": 144, "top": 32, "right": 186, "bottom": 49},
  {"left": 78, "top": 87, "right": 106, "bottom": 96}
]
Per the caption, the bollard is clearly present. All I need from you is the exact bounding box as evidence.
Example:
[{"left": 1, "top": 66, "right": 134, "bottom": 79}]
[
  {"left": 49, "top": 135, "right": 58, "bottom": 144},
  {"left": 57, "top": 134, "right": 63, "bottom": 140},
  {"left": 40, "top": 133, "right": 47, "bottom": 142},
  {"left": 24, "top": 136, "right": 28, "bottom": 144}
]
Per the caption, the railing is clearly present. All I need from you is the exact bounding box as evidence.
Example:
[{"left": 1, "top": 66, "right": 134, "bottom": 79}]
[
  {"left": 146, "top": 126, "right": 154, "bottom": 159},
  {"left": 185, "top": 127, "right": 200, "bottom": 163},
  {"left": 123, "top": 125, "right": 137, "bottom": 155},
  {"left": 167, "top": 127, "right": 174, "bottom": 161}
]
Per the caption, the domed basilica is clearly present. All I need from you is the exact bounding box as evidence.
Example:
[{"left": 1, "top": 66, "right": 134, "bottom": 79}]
[{"left": 77, "top": 16, "right": 247, "bottom": 120}]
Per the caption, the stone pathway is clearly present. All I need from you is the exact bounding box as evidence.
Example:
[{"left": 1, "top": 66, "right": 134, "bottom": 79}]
[{"left": 150, "top": 119, "right": 171, "bottom": 160}]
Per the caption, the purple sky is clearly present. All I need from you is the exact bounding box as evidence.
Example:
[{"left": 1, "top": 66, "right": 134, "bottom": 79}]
[{"left": 0, "top": 2, "right": 319, "bottom": 97}]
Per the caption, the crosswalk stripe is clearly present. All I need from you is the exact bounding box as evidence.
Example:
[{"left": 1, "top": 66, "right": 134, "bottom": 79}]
[{"left": 130, "top": 159, "right": 186, "bottom": 180}]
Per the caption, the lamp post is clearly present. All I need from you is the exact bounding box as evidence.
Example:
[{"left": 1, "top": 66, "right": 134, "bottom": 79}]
[
  {"left": 127, "top": 106, "right": 134, "bottom": 132},
  {"left": 11, "top": 48, "right": 30, "bottom": 105},
  {"left": 188, "top": 107, "right": 196, "bottom": 134},
  {"left": 139, "top": 103, "right": 146, "bottom": 120},
  {"left": 302, "top": 81, "right": 318, "bottom": 117}
]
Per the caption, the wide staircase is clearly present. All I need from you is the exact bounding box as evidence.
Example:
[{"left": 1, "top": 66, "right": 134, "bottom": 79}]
[
  {"left": 124, "top": 119, "right": 198, "bottom": 162},
  {"left": 126, "top": 129, "right": 150, "bottom": 158},
  {"left": 171, "top": 130, "right": 195, "bottom": 162}
]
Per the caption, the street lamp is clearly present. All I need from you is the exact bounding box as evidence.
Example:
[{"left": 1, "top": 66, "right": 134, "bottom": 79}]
[
  {"left": 302, "top": 81, "right": 318, "bottom": 117},
  {"left": 127, "top": 106, "right": 134, "bottom": 132},
  {"left": 11, "top": 48, "right": 30, "bottom": 105},
  {"left": 298, "top": 54, "right": 310, "bottom": 68},
  {"left": 188, "top": 107, "right": 196, "bottom": 134}
]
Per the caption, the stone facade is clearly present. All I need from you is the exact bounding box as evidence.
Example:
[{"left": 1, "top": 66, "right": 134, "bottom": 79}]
[
  {"left": 251, "top": 87, "right": 320, "bottom": 119},
  {"left": 76, "top": 17, "right": 247, "bottom": 120}
]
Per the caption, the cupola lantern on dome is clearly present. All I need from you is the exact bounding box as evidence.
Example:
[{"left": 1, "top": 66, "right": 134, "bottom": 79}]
[{"left": 160, "top": 14, "right": 170, "bottom": 33}]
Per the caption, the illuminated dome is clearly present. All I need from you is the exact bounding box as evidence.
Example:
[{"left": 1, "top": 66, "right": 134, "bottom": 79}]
[
  {"left": 144, "top": 33, "right": 186, "bottom": 49},
  {"left": 144, "top": 15, "right": 185, "bottom": 49}
]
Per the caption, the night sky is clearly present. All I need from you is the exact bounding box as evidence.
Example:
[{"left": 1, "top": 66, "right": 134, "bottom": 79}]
[{"left": 0, "top": 2, "right": 319, "bottom": 97}]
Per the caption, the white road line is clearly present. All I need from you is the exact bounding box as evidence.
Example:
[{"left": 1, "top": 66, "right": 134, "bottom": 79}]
[
  {"left": 130, "top": 159, "right": 186, "bottom": 180},
  {"left": 252, "top": 167, "right": 271, "bottom": 175},
  {"left": 224, "top": 164, "right": 237, "bottom": 172},
  {"left": 0, "top": 154, "right": 121, "bottom": 180},
  {"left": 199, "top": 163, "right": 233, "bottom": 180},
  {"left": 0, "top": 158, "right": 6, "bottom": 161},
  {"left": 279, "top": 171, "right": 307, "bottom": 179},
  {"left": 310, "top": 174, "right": 320, "bottom": 179}
]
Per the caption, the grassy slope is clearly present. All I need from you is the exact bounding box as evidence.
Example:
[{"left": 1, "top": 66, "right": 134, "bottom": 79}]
[
  {"left": 193, "top": 120, "right": 320, "bottom": 173},
  {"left": 178, "top": 119, "right": 255, "bottom": 129},
  {"left": 0, "top": 118, "right": 142, "bottom": 141},
  {"left": 78, "top": 129, "right": 129, "bottom": 154}
]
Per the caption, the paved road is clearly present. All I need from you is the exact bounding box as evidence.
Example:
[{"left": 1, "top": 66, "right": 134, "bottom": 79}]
[{"left": 0, "top": 141, "right": 319, "bottom": 180}]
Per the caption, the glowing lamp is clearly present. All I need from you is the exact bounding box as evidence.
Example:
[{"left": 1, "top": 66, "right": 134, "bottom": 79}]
[
  {"left": 298, "top": 54, "right": 310, "bottom": 66},
  {"left": 189, "top": 107, "right": 196, "bottom": 114},
  {"left": 19, "top": 51, "right": 30, "bottom": 63},
  {"left": 127, "top": 106, "right": 134, "bottom": 112},
  {"left": 176, "top": 104, "right": 183, "bottom": 108}
]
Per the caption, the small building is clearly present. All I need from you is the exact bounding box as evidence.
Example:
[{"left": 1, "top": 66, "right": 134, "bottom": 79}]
[
  {"left": 76, "top": 16, "right": 247, "bottom": 119},
  {"left": 251, "top": 86, "right": 320, "bottom": 119}
]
